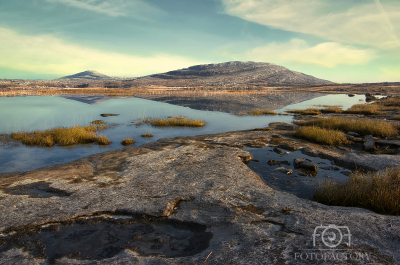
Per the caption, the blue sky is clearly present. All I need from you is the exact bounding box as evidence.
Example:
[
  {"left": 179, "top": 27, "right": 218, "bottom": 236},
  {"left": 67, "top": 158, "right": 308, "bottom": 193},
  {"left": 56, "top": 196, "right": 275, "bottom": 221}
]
[{"left": 0, "top": 0, "right": 399, "bottom": 83}]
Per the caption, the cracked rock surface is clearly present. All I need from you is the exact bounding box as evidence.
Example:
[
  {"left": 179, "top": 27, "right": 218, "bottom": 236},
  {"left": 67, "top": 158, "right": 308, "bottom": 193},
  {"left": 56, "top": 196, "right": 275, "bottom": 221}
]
[{"left": 0, "top": 129, "right": 399, "bottom": 264}]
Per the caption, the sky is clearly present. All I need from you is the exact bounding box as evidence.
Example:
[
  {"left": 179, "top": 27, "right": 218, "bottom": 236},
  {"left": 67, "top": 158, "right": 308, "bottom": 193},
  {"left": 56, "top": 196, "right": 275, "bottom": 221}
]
[{"left": 0, "top": 0, "right": 399, "bottom": 83}]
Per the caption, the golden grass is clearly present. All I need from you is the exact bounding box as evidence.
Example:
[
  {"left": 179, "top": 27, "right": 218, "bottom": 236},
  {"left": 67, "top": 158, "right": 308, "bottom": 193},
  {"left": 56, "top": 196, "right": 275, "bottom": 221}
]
[
  {"left": 91, "top": 120, "right": 104, "bottom": 125},
  {"left": 121, "top": 138, "right": 135, "bottom": 146},
  {"left": 294, "top": 126, "right": 349, "bottom": 145},
  {"left": 294, "top": 117, "right": 398, "bottom": 138},
  {"left": 246, "top": 109, "right": 277, "bottom": 116},
  {"left": 314, "top": 168, "right": 400, "bottom": 215},
  {"left": 286, "top": 108, "right": 321, "bottom": 115},
  {"left": 320, "top": 106, "right": 343, "bottom": 113},
  {"left": 376, "top": 96, "right": 400, "bottom": 107},
  {"left": 236, "top": 109, "right": 277, "bottom": 116},
  {"left": 344, "top": 104, "right": 380, "bottom": 115},
  {"left": 10, "top": 125, "right": 110, "bottom": 147},
  {"left": 136, "top": 116, "right": 206, "bottom": 127},
  {"left": 141, "top": 133, "right": 154, "bottom": 138}
]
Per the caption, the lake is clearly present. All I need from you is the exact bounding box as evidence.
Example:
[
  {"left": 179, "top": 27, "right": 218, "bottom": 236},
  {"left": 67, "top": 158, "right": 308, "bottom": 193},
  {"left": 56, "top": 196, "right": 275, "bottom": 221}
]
[{"left": 0, "top": 94, "right": 366, "bottom": 174}]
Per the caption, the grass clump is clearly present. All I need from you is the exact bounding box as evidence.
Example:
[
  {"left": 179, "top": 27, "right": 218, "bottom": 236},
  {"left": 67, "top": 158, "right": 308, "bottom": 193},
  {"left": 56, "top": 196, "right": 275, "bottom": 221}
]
[
  {"left": 10, "top": 125, "right": 110, "bottom": 147},
  {"left": 376, "top": 96, "right": 400, "bottom": 107},
  {"left": 320, "top": 106, "right": 343, "bottom": 113},
  {"left": 294, "top": 117, "right": 398, "bottom": 138},
  {"left": 344, "top": 104, "right": 380, "bottom": 115},
  {"left": 141, "top": 133, "right": 153, "bottom": 138},
  {"left": 136, "top": 116, "right": 206, "bottom": 127},
  {"left": 121, "top": 138, "right": 135, "bottom": 146},
  {"left": 286, "top": 108, "right": 321, "bottom": 115},
  {"left": 242, "top": 109, "right": 277, "bottom": 116},
  {"left": 294, "top": 126, "right": 349, "bottom": 145},
  {"left": 314, "top": 168, "right": 400, "bottom": 215}
]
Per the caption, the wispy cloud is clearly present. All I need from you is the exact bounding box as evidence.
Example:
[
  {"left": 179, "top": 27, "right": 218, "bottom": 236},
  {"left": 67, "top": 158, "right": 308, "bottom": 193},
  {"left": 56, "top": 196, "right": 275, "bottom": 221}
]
[
  {"left": 224, "top": 39, "right": 376, "bottom": 67},
  {"left": 221, "top": 0, "right": 400, "bottom": 50},
  {"left": 46, "top": 0, "right": 161, "bottom": 18},
  {"left": 0, "top": 27, "right": 200, "bottom": 77}
]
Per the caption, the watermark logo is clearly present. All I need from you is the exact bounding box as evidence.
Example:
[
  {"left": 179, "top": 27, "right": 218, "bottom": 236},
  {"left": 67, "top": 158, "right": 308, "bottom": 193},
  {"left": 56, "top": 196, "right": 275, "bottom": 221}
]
[
  {"left": 312, "top": 224, "right": 351, "bottom": 248},
  {"left": 293, "top": 224, "right": 371, "bottom": 262}
]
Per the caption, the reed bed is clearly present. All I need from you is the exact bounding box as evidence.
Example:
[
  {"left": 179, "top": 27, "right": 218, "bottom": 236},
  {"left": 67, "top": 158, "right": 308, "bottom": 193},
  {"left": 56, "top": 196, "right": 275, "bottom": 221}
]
[
  {"left": 294, "top": 126, "right": 349, "bottom": 145},
  {"left": 343, "top": 104, "right": 380, "bottom": 115},
  {"left": 136, "top": 116, "right": 206, "bottom": 127},
  {"left": 10, "top": 125, "right": 110, "bottom": 147},
  {"left": 286, "top": 108, "right": 321, "bottom": 115},
  {"left": 314, "top": 168, "right": 400, "bottom": 215},
  {"left": 294, "top": 117, "right": 398, "bottom": 138},
  {"left": 236, "top": 109, "right": 277, "bottom": 116}
]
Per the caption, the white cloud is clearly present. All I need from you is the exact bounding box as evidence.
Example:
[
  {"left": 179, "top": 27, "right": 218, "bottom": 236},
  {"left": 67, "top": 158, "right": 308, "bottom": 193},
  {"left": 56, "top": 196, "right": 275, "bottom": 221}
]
[
  {"left": 221, "top": 0, "right": 400, "bottom": 50},
  {"left": 0, "top": 27, "right": 200, "bottom": 77},
  {"left": 46, "top": 0, "right": 161, "bottom": 18},
  {"left": 226, "top": 39, "right": 376, "bottom": 67}
]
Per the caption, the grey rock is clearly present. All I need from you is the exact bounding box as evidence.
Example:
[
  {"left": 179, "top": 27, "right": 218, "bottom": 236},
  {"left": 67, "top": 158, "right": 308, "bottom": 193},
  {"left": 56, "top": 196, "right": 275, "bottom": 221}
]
[
  {"left": 269, "top": 122, "right": 296, "bottom": 131},
  {"left": 347, "top": 131, "right": 360, "bottom": 137},
  {"left": 268, "top": 159, "right": 290, "bottom": 166},
  {"left": 364, "top": 135, "right": 375, "bottom": 150},
  {"left": 0, "top": 132, "right": 399, "bottom": 264},
  {"left": 274, "top": 167, "right": 293, "bottom": 175},
  {"left": 294, "top": 158, "right": 318, "bottom": 171},
  {"left": 273, "top": 147, "right": 284, "bottom": 155}
]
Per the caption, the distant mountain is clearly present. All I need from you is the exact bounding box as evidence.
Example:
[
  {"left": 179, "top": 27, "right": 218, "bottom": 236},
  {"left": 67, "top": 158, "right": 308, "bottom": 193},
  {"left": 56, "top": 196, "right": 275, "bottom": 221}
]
[
  {"left": 149, "top": 61, "right": 332, "bottom": 86},
  {"left": 58, "top": 70, "right": 112, "bottom": 80}
]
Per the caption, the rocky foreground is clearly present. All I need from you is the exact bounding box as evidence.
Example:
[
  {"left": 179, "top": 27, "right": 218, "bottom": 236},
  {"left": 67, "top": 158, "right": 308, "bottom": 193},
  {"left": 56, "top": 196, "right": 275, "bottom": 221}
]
[{"left": 0, "top": 126, "right": 399, "bottom": 264}]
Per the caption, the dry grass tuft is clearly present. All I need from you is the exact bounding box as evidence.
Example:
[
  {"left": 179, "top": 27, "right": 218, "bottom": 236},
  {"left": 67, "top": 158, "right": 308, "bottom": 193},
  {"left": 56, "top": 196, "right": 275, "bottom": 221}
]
[
  {"left": 10, "top": 125, "right": 110, "bottom": 147},
  {"left": 91, "top": 120, "right": 104, "bottom": 125},
  {"left": 344, "top": 104, "right": 380, "bottom": 115},
  {"left": 141, "top": 133, "right": 154, "bottom": 138},
  {"left": 314, "top": 168, "right": 400, "bottom": 215},
  {"left": 241, "top": 109, "right": 277, "bottom": 116},
  {"left": 286, "top": 108, "right": 321, "bottom": 115},
  {"left": 294, "top": 126, "right": 349, "bottom": 145},
  {"left": 294, "top": 117, "right": 398, "bottom": 138},
  {"left": 121, "top": 138, "right": 135, "bottom": 146},
  {"left": 136, "top": 116, "right": 206, "bottom": 127}
]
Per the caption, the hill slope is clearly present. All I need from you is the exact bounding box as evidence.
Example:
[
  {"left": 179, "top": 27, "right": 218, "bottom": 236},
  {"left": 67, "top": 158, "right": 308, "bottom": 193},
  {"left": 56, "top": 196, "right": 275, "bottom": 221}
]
[
  {"left": 59, "top": 70, "right": 111, "bottom": 80},
  {"left": 149, "top": 61, "right": 332, "bottom": 86}
]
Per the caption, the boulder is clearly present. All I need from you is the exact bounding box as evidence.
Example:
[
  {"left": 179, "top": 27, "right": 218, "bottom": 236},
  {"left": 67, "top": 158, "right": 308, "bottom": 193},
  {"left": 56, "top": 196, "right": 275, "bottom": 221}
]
[{"left": 364, "top": 135, "right": 375, "bottom": 150}]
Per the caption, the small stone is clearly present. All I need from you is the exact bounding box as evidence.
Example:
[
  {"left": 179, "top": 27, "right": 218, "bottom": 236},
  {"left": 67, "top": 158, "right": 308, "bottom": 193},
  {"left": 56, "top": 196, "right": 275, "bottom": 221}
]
[
  {"left": 274, "top": 167, "right": 293, "bottom": 175},
  {"left": 273, "top": 147, "right": 284, "bottom": 155},
  {"left": 347, "top": 131, "right": 360, "bottom": 137}
]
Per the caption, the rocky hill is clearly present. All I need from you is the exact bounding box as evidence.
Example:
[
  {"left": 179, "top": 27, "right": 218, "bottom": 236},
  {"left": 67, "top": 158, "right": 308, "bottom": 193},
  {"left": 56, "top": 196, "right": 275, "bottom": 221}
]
[
  {"left": 148, "top": 61, "right": 333, "bottom": 86},
  {"left": 58, "top": 70, "right": 112, "bottom": 81}
]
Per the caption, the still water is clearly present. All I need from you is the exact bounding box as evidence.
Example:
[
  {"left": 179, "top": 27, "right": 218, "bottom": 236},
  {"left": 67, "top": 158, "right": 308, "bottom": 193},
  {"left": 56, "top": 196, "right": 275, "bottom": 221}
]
[{"left": 0, "top": 94, "right": 366, "bottom": 174}]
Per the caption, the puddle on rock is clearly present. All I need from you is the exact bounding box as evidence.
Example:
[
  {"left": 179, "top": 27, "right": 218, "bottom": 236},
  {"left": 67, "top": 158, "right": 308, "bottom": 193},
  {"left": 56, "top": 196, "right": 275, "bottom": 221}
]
[
  {"left": 4, "top": 181, "right": 72, "bottom": 198},
  {"left": 0, "top": 214, "right": 213, "bottom": 262},
  {"left": 245, "top": 147, "right": 352, "bottom": 199}
]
